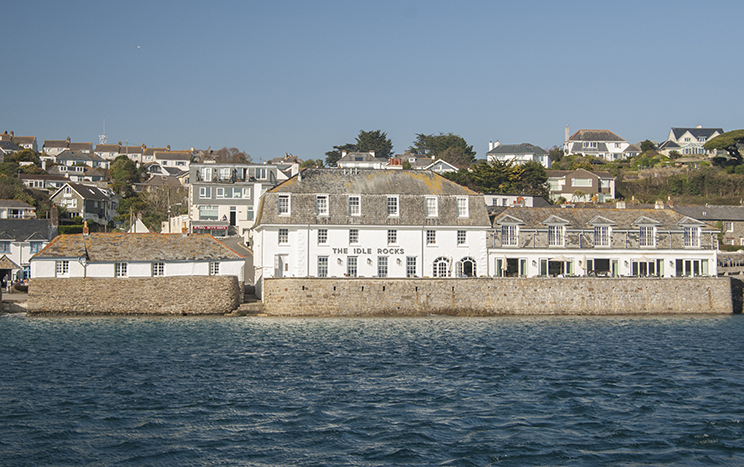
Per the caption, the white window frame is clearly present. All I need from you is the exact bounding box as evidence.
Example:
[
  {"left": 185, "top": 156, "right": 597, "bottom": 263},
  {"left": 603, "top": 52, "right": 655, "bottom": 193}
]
[
  {"left": 209, "top": 262, "right": 220, "bottom": 276},
  {"left": 152, "top": 262, "right": 165, "bottom": 277},
  {"left": 278, "top": 228, "right": 289, "bottom": 244},
  {"left": 387, "top": 196, "right": 399, "bottom": 217},
  {"left": 457, "top": 230, "right": 466, "bottom": 245},
  {"left": 406, "top": 256, "right": 417, "bottom": 277},
  {"left": 316, "top": 195, "right": 329, "bottom": 216},
  {"left": 425, "top": 196, "right": 438, "bottom": 217},
  {"left": 426, "top": 229, "right": 436, "bottom": 245},
  {"left": 456, "top": 197, "right": 468, "bottom": 218},
  {"left": 726, "top": 222, "right": 734, "bottom": 232},
  {"left": 377, "top": 256, "right": 388, "bottom": 278},
  {"left": 639, "top": 226, "right": 656, "bottom": 248},
  {"left": 594, "top": 225, "right": 610, "bottom": 247},
  {"left": 387, "top": 229, "right": 397, "bottom": 245},
  {"left": 318, "top": 229, "right": 328, "bottom": 245},
  {"left": 684, "top": 227, "right": 700, "bottom": 248},
  {"left": 317, "top": 256, "right": 328, "bottom": 277},
  {"left": 216, "top": 187, "right": 225, "bottom": 199},
  {"left": 347, "top": 256, "right": 357, "bottom": 277},
  {"left": 55, "top": 260, "right": 69, "bottom": 277},
  {"left": 115, "top": 262, "right": 128, "bottom": 278},
  {"left": 501, "top": 225, "right": 518, "bottom": 247},
  {"left": 348, "top": 195, "right": 361, "bottom": 216},
  {"left": 278, "top": 194, "right": 290, "bottom": 216},
  {"left": 548, "top": 225, "right": 564, "bottom": 247},
  {"left": 199, "top": 187, "right": 211, "bottom": 199},
  {"left": 349, "top": 229, "right": 359, "bottom": 244}
]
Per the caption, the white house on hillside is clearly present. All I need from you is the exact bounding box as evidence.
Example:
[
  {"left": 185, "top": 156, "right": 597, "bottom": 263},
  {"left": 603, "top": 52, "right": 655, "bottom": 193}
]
[
  {"left": 563, "top": 127, "right": 640, "bottom": 161},
  {"left": 486, "top": 142, "right": 551, "bottom": 168}
]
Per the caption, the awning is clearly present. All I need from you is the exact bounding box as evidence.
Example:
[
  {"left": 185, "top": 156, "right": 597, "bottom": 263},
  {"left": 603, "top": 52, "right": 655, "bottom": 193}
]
[{"left": 550, "top": 255, "right": 571, "bottom": 262}]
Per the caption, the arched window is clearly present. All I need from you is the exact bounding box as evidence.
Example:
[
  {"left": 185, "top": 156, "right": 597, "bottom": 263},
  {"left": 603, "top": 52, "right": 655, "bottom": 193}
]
[
  {"left": 456, "top": 257, "right": 477, "bottom": 277},
  {"left": 433, "top": 257, "right": 449, "bottom": 278}
]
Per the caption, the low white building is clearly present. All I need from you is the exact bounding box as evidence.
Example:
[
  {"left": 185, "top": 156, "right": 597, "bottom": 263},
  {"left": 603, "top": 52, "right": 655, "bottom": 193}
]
[
  {"left": 252, "top": 169, "right": 491, "bottom": 297},
  {"left": 489, "top": 206, "right": 718, "bottom": 278},
  {"left": 486, "top": 142, "right": 551, "bottom": 168},
  {"left": 31, "top": 232, "right": 244, "bottom": 284}
]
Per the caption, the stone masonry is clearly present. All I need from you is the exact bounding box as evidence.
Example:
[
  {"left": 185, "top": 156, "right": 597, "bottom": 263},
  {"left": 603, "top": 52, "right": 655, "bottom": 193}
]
[
  {"left": 28, "top": 276, "right": 241, "bottom": 315},
  {"left": 262, "top": 277, "right": 735, "bottom": 317}
]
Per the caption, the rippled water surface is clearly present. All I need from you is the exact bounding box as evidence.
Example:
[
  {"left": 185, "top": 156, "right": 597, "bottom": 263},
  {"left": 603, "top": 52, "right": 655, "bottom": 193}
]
[{"left": 1, "top": 315, "right": 744, "bottom": 466}]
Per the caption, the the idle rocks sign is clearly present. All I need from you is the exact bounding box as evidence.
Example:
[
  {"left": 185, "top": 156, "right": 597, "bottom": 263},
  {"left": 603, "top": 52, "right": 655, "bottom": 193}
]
[{"left": 332, "top": 247, "right": 405, "bottom": 256}]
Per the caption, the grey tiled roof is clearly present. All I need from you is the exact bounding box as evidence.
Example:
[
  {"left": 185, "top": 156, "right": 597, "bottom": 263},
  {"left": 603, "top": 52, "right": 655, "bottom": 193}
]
[
  {"left": 43, "top": 140, "right": 69, "bottom": 148},
  {"left": 34, "top": 233, "right": 244, "bottom": 262},
  {"left": 0, "top": 219, "right": 56, "bottom": 242},
  {"left": 673, "top": 205, "right": 744, "bottom": 221},
  {"left": 671, "top": 128, "right": 724, "bottom": 140},
  {"left": 269, "top": 168, "right": 479, "bottom": 195},
  {"left": 486, "top": 143, "right": 548, "bottom": 155},
  {"left": 492, "top": 207, "right": 715, "bottom": 230},
  {"left": 0, "top": 199, "right": 34, "bottom": 209},
  {"left": 568, "top": 130, "right": 625, "bottom": 142}
]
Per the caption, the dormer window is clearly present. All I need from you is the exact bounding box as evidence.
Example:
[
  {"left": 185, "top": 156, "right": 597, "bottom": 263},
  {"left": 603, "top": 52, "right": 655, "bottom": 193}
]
[
  {"left": 594, "top": 226, "right": 610, "bottom": 247},
  {"left": 387, "top": 196, "right": 399, "bottom": 217},
  {"left": 684, "top": 226, "right": 700, "bottom": 247},
  {"left": 456, "top": 197, "right": 468, "bottom": 218},
  {"left": 316, "top": 195, "right": 329, "bottom": 216},
  {"left": 501, "top": 225, "right": 518, "bottom": 246},
  {"left": 639, "top": 226, "right": 656, "bottom": 247},
  {"left": 548, "top": 225, "right": 564, "bottom": 247},
  {"left": 278, "top": 194, "right": 290, "bottom": 216}
]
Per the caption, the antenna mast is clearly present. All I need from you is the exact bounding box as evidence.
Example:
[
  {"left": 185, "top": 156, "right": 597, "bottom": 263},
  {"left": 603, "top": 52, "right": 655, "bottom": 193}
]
[{"left": 99, "top": 119, "right": 107, "bottom": 145}]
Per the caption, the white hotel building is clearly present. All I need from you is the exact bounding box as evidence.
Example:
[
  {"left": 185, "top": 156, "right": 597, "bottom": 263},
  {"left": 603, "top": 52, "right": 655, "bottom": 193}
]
[{"left": 252, "top": 169, "right": 491, "bottom": 297}]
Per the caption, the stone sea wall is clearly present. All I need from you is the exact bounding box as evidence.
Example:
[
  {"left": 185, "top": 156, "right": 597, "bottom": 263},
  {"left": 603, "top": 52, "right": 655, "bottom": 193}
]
[
  {"left": 262, "top": 277, "right": 736, "bottom": 316},
  {"left": 28, "top": 276, "right": 241, "bottom": 315}
]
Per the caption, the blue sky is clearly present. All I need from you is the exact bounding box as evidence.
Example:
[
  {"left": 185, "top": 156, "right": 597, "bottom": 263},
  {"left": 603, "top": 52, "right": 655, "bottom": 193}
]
[{"left": 3, "top": 0, "right": 742, "bottom": 162}]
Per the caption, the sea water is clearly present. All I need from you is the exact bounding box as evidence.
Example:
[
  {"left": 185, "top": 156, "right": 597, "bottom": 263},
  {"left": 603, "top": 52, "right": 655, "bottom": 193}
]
[{"left": 1, "top": 315, "right": 743, "bottom": 466}]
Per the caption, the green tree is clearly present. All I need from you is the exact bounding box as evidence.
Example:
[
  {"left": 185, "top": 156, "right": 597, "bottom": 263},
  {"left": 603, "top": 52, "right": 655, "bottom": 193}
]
[
  {"left": 548, "top": 146, "right": 564, "bottom": 163},
  {"left": 355, "top": 129, "right": 393, "bottom": 158},
  {"left": 300, "top": 159, "right": 324, "bottom": 168},
  {"left": 408, "top": 133, "right": 476, "bottom": 164},
  {"left": 640, "top": 140, "right": 657, "bottom": 152},
  {"left": 6, "top": 149, "right": 42, "bottom": 166},
  {"left": 212, "top": 147, "right": 251, "bottom": 163},
  {"left": 109, "top": 155, "right": 142, "bottom": 197}
]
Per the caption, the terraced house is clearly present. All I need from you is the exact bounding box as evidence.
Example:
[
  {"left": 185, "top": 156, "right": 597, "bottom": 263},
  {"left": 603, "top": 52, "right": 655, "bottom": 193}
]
[
  {"left": 252, "top": 169, "right": 490, "bottom": 297},
  {"left": 489, "top": 205, "right": 718, "bottom": 278}
]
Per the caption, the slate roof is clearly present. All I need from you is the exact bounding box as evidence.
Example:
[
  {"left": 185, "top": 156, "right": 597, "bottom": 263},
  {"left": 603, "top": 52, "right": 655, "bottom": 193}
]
[
  {"left": 259, "top": 169, "right": 489, "bottom": 227},
  {"left": 12, "top": 136, "right": 36, "bottom": 145},
  {"left": 486, "top": 143, "right": 548, "bottom": 155},
  {"left": 624, "top": 144, "right": 641, "bottom": 153},
  {"left": 0, "top": 200, "right": 34, "bottom": 209},
  {"left": 546, "top": 169, "right": 614, "bottom": 179},
  {"left": 51, "top": 183, "right": 112, "bottom": 201},
  {"left": 68, "top": 142, "right": 93, "bottom": 152},
  {"left": 671, "top": 127, "right": 724, "bottom": 141},
  {"left": 0, "top": 219, "right": 57, "bottom": 242},
  {"left": 56, "top": 150, "right": 106, "bottom": 162},
  {"left": 658, "top": 140, "right": 681, "bottom": 150},
  {"left": 120, "top": 146, "right": 144, "bottom": 154},
  {"left": 568, "top": 130, "right": 626, "bottom": 142},
  {"left": 492, "top": 207, "right": 716, "bottom": 230},
  {"left": 19, "top": 174, "right": 68, "bottom": 182},
  {"left": 269, "top": 168, "right": 480, "bottom": 195},
  {"left": 34, "top": 233, "right": 244, "bottom": 262},
  {"left": 337, "top": 152, "right": 386, "bottom": 164},
  {"left": 94, "top": 144, "right": 120, "bottom": 152},
  {"left": 43, "top": 140, "right": 69, "bottom": 148},
  {"left": 143, "top": 147, "right": 168, "bottom": 156},
  {"left": 672, "top": 205, "right": 744, "bottom": 222},
  {"left": 0, "top": 141, "right": 20, "bottom": 152}
]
